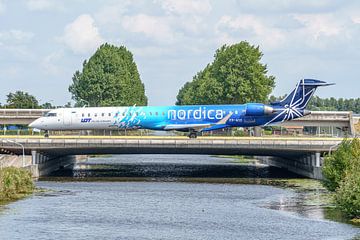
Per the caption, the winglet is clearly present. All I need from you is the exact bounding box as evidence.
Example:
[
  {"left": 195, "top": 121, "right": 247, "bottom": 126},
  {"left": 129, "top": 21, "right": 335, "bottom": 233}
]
[{"left": 216, "top": 112, "right": 233, "bottom": 125}]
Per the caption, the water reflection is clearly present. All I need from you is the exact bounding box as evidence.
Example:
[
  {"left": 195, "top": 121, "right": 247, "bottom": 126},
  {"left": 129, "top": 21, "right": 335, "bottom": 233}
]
[
  {"left": 0, "top": 154, "right": 359, "bottom": 240},
  {"left": 49, "top": 154, "right": 303, "bottom": 179},
  {"left": 44, "top": 154, "right": 358, "bottom": 228}
]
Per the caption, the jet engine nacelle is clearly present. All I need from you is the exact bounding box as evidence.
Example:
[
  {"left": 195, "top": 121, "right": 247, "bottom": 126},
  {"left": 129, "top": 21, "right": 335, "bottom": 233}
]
[{"left": 245, "top": 103, "right": 274, "bottom": 116}]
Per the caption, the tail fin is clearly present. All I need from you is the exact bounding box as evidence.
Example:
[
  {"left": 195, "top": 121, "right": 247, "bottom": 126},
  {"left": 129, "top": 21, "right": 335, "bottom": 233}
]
[{"left": 271, "top": 79, "right": 334, "bottom": 110}]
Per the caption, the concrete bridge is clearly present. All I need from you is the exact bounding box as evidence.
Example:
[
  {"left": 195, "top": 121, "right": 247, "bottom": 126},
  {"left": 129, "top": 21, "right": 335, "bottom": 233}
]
[
  {"left": 0, "top": 136, "right": 342, "bottom": 179},
  {"left": 0, "top": 109, "right": 49, "bottom": 125},
  {"left": 279, "top": 111, "right": 355, "bottom": 136}
]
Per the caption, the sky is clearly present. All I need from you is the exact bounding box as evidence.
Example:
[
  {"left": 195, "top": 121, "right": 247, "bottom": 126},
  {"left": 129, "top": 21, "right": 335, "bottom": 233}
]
[{"left": 0, "top": 0, "right": 359, "bottom": 106}]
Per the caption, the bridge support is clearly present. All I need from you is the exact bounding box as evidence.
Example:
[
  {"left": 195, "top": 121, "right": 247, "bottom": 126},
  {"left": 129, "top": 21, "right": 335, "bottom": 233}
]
[
  {"left": 258, "top": 153, "right": 324, "bottom": 180},
  {"left": 27, "top": 151, "right": 75, "bottom": 178}
]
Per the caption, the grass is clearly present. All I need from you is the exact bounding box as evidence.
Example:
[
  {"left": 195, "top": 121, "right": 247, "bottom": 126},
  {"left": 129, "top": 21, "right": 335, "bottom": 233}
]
[{"left": 0, "top": 167, "right": 35, "bottom": 203}]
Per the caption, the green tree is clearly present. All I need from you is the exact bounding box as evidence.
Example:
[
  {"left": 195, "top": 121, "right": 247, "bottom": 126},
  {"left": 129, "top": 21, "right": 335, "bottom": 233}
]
[
  {"left": 322, "top": 139, "right": 358, "bottom": 191},
  {"left": 335, "top": 169, "right": 360, "bottom": 218},
  {"left": 69, "top": 43, "right": 147, "bottom": 107},
  {"left": 288, "top": 95, "right": 360, "bottom": 113},
  {"left": 41, "top": 102, "right": 55, "bottom": 109},
  {"left": 322, "top": 138, "right": 360, "bottom": 218},
  {"left": 176, "top": 41, "right": 275, "bottom": 105},
  {"left": 6, "top": 91, "right": 39, "bottom": 109}
]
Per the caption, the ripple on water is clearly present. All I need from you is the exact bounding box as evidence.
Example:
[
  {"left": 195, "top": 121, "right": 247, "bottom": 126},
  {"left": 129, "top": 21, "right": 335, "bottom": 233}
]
[
  {"left": 1, "top": 154, "right": 359, "bottom": 240},
  {"left": 0, "top": 181, "right": 358, "bottom": 240}
]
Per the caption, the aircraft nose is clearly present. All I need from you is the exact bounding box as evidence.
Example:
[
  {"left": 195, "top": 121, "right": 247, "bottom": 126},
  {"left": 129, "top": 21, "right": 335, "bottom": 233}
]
[
  {"left": 29, "top": 120, "right": 36, "bottom": 128},
  {"left": 29, "top": 119, "right": 41, "bottom": 129}
]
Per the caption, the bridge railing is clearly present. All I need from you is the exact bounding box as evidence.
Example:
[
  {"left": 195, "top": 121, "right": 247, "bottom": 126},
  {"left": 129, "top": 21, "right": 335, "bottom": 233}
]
[
  {"left": 294, "top": 111, "right": 351, "bottom": 121},
  {"left": 0, "top": 109, "right": 50, "bottom": 118}
]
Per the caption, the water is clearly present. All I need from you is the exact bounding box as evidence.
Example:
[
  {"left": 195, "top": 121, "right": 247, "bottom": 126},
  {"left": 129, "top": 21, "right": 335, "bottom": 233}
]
[{"left": 0, "top": 155, "right": 359, "bottom": 240}]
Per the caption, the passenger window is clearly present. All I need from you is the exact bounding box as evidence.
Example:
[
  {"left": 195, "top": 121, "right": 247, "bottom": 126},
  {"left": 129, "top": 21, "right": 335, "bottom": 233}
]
[
  {"left": 82, "top": 113, "right": 84, "bottom": 117},
  {"left": 122, "top": 112, "right": 125, "bottom": 116},
  {"left": 108, "top": 113, "right": 111, "bottom": 117},
  {"left": 46, "top": 113, "right": 57, "bottom": 117},
  {"left": 155, "top": 112, "right": 158, "bottom": 116},
  {"left": 150, "top": 112, "right": 152, "bottom": 116},
  {"left": 162, "top": 112, "right": 165, "bottom": 116},
  {"left": 102, "top": 113, "right": 104, "bottom": 117},
  {"left": 88, "top": 113, "right": 91, "bottom": 117},
  {"left": 94, "top": 113, "right": 97, "bottom": 117}
]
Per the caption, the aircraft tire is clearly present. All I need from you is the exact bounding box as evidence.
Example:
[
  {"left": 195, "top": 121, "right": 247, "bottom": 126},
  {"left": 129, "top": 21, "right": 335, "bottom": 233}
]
[{"left": 188, "top": 132, "right": 197, "bottom": 139}]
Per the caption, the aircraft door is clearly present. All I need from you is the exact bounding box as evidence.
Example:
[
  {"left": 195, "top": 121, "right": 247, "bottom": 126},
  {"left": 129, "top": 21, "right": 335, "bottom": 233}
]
[{"left": 63, "top": 109, "right": 72, "bottom": 126}]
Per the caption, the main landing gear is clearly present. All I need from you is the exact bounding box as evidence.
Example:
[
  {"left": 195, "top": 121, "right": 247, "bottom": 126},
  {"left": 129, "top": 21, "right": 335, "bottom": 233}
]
[
  {"left": 44, "top": 130, "right": 49, "bottom": 138},
  {"left": 188, "top": 131, "right": 198, "bottom": 139}
]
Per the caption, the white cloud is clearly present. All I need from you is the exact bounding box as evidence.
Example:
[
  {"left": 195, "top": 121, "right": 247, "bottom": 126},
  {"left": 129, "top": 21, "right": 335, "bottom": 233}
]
[
  {"left": 232, "top": 0, "right": 344, "bottom": 14},
  {"left": 0, "top": 0, "right": 5, "bottom": 14},
  {"left": 122, "top": 14, "right": 177, "bottom": 43},
  {"left": 157, "top": 0, "right": 212, "bottom": 15},
  {"left": 215, "top": 15, "right": 286, "bottom": 50},
  {"left": 26, "top": 0, "right": 64, "bottom": 11},
  {"left": 95, "top": 2, "right": 130, "bottom": 26},
  {"left": 41, "top": 50, "right": 64, "bottom": 75},
  {"left": 291, "top": 13, "right": 352, "bottom": 49},
  {"left": 293, "top": 14, "right": 342, "bottom": 40},
  {"left": 0, "top": 30, "right": 34, "bottom": 42},
  {"left": 0, "top": 66, "right": 21, "bottom": 78},
  {"left": 352, "top": 16, "right": 360, "bottom": 24},
  {"left": 61, "top": 14, "right": 104, "bottom": 54},
  {"left": 0, "top": 30, "right": 35, "bottom": 61},
  {"left": 131, "top": 46, "right": 173, "bottom": 57}
]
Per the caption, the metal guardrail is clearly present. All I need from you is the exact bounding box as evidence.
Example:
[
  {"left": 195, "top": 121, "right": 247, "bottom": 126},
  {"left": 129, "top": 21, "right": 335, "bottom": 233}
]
[{"left": 0, "top": 137, "right": 342, "bottom": 151}]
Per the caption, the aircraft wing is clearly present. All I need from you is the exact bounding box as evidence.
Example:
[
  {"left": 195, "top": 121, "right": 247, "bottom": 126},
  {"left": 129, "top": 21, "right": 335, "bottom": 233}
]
[
  {"left": 163, "top": 113, "right": 233, "bottom": 131},
  {"left": 164, "top": 123, "right": 212, "bottom": 131}
]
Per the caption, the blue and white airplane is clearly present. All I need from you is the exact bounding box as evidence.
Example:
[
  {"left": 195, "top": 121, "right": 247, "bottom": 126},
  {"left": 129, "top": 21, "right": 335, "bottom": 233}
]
[{"left": 29, "top": 79, "right": 333, "bottom": 138}]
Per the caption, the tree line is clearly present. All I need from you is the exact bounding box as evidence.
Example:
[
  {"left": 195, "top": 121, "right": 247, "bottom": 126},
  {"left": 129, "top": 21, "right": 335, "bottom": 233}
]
[
  {"left": 269, "top": 95, "right": 360, "bottom": 113},
  {"left": 0, "top": 91, "right": 55, "bottom": 109}
]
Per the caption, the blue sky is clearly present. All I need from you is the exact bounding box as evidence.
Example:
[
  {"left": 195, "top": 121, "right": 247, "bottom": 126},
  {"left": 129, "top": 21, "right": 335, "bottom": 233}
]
[{"left": 0, "top": 0, "right": 359, "bottom": 106}]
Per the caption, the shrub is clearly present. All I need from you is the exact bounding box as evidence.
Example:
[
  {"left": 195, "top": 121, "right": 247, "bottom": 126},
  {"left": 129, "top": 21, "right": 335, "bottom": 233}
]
[
  {"left": 0, "top": 167, "right": 34, "bottom": 201},
  {"left": 335, "top": 171, "right": 360, "bottom": 218},
  {"left": 322, "top": 138, "right": 360, "bottom": 191},
  {"left": 322, "top": 138, "right": 360, "bottom": 218}
]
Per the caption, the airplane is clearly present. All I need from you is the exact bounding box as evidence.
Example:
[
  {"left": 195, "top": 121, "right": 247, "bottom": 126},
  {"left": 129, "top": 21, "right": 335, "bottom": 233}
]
[{"left": 29, "top": 79, "right": 333, "bottom": 138}]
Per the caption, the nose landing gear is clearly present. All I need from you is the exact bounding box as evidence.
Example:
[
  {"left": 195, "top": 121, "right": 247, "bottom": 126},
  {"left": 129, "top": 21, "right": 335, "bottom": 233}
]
[
  {"left": 44, "top": 130, "right": 49, "bottom": 138},
  {"left": 188, "top": 131, "right": 198, "bottom": 139}
]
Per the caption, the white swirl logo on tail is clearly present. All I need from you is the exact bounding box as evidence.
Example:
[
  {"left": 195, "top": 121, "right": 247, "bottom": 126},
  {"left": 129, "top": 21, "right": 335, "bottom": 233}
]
[{"left": 264, "top": 79, "right": 315, "bottom": 126}]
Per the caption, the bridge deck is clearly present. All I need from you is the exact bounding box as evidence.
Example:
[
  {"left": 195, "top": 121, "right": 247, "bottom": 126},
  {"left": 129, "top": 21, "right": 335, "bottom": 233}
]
[{"left": 0, "top": 136, "right": 342, "bottom": 157}]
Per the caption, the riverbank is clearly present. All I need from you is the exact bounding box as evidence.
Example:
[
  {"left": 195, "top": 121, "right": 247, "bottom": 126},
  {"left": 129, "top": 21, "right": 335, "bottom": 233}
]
[{"left": 0, "top": 167, "right": 35, "bottom": 204}]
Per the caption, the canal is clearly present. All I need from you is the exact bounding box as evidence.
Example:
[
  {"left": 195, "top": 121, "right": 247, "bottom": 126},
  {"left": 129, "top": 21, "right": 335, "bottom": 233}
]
[{"left": 0, "top": 155, "right": 359, "bottom": 240}]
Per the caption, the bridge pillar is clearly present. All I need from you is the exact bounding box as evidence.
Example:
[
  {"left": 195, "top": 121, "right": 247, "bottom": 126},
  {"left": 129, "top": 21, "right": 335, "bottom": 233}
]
[
  {"left": 28, "top": 152, "right": 75, "bottom": 178},
  {"left": 257, "top": 153, "right": 324, "bottom": 180},
  {"left": 31, "top": 150, "right": 37, "bottom": 165},
  {"left": 254, "top": 127, "right": 262, "bottom": 137},
  {"left": 315, "top": 152, "right": 321, "bottom": 168},
  {"left": 307, "top": 154, "right": 312, "bottom": 167}
]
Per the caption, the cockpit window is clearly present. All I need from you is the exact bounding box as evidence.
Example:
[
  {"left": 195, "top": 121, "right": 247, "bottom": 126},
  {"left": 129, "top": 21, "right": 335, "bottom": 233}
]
[{"left": 45, "top": 112, "right": 57, "bottom": 117}]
